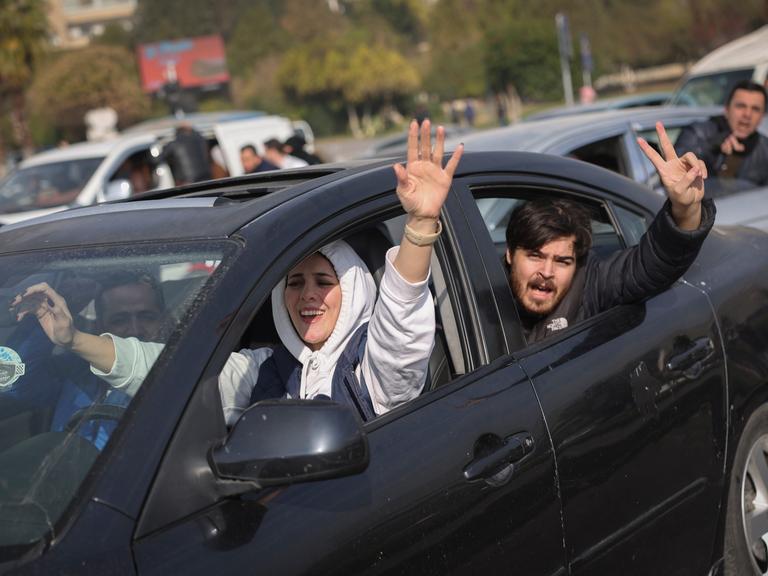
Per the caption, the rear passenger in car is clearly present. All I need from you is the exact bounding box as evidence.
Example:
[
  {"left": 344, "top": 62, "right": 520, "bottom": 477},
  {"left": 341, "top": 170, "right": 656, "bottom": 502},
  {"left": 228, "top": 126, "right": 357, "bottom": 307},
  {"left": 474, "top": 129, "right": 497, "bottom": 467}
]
[
  {"left": 505, "top": 122, "right": 716, "bottom": 343},
  {"left": 14, "top": 120, "right": 464, "bottom": 424}
]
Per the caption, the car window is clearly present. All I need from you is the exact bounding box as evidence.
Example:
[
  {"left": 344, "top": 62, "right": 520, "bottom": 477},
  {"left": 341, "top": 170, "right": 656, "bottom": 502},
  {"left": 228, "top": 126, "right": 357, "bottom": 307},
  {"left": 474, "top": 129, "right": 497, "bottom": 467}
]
[
  {"left": 472, "top": 188, "right": 633, "bottom": 344},
  {"left": 636, "top": 125, "right": 684, "bottom": 187},
  {"left": 0, "top": 241, "right": 233, "bottom": 549},
  {"left": 671, "top": 68, "right": 755, "bottom": 106},
  {"left": 110, "top": 149, "right": 161, "bottom": 195},
  {"left": 475, "top": 194, "right": 623, "bottom": 260},
  {"left": 222, "top": 214, "right": 466, "bottom": 426},
  {"left": 566, "top": 135, "right": 627, "bottom": 176},
  {"left": 0, "top": 157, "right": 103, "bottom": 213},
  {"left": 613, "top": 204, "right": 648, "bottom": 246}
]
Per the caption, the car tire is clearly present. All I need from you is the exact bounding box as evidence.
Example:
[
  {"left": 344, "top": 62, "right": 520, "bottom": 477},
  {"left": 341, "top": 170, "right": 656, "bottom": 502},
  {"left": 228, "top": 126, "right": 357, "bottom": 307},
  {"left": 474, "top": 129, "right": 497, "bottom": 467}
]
[{"left": 725, "top": 404, "right": 768, "bottom": 575}]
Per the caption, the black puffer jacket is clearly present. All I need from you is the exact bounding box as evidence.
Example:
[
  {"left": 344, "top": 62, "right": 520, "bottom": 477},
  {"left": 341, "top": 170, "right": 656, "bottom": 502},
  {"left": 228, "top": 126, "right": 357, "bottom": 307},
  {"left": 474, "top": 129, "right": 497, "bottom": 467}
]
[
  {"left": 674, "top": 116, "right": 768, "bottom": 187},
  {"left": 521, "top": 198, "right": 716, "bottom": 343},
  {"left": 164, "top": 128, "right": 212, "bottom": 185}
]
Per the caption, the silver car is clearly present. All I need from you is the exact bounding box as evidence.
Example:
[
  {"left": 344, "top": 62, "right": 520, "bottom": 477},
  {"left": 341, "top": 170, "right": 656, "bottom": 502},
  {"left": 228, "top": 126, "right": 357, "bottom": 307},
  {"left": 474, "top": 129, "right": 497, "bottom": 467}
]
[{"left": 447, "top": 106, "right": 768, "bottom": 232}]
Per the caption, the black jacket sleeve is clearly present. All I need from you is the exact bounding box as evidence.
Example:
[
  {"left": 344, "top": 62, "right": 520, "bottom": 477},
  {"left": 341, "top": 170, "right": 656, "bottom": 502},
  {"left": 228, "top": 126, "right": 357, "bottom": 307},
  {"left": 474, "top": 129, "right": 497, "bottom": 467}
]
[
  {"left": 582, "top": 197, "right": 716, "bottom": 316},
  {"left": 674, "top": 118, "right": 733, "bottom": 172}
]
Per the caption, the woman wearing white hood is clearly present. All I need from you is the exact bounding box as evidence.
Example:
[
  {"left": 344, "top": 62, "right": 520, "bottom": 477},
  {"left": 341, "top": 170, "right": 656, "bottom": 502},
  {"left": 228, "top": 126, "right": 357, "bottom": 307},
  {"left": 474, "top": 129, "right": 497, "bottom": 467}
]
[{"left": 14, "top": 120, "right": 464, "bottom": 425}]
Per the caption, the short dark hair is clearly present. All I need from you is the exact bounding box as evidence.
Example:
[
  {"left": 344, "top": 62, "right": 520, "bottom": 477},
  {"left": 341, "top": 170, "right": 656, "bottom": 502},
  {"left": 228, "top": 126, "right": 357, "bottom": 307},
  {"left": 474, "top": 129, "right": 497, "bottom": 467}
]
[
  {"left": 725, "top": 80, "right": 767, "bottom": 108},
  {"left": 263, "top": 138, "right": 283, "bottom": 151},
  {"left": 95, "top": 271, "right": 164, "bottom": 320},
  {"left": 505, "top": 198, "right": 593, "bottom": 266},
  {"left": 240, "top": 144, "right": 257, "bottom": 155}
]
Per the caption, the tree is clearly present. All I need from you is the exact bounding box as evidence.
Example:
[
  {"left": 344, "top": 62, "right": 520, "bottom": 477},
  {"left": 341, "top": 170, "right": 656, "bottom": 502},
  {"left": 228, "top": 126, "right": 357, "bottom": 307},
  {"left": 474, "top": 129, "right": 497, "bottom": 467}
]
[
  {"left": 133, "top": 0, "right": 218, "bottom": 43},
  {"left": 0, "top": 0, "right": 48, "bottom": 157},
  {"left": 28, "top": 46, "right": 149, "bottom": 142},
  {"left": 425, "top": 0, "right": 487, "bottom": 99},
  {"left": 483, "top": 15, "right": 562, "bottom": 102},
  {"left": 278, "top": 37, "right": 420, "bottom": 136},
  {"left": 227, "top": 3, "right": 286, "bottom": 77}
]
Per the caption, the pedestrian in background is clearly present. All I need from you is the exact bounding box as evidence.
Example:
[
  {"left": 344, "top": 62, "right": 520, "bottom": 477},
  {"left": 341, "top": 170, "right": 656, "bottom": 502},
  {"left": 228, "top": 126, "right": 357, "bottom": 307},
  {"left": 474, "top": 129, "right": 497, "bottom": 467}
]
[
  {"left": 283, "top": 135, "right": 323, "bottom": 165},
  {"left": 263, "top": 138, "right": 308, "bottom": 169},
  {"left": 163, "top": 122, "right": 211, "bottom": 185}
]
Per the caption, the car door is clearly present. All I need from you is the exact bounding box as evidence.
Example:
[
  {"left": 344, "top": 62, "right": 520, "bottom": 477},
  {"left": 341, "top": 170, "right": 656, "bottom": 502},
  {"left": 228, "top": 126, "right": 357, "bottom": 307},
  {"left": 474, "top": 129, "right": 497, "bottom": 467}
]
[
  {"left": 130, "top": 171, "right": 566, "bottom": 575},
  {"left": 453, "top": 172, "right": 727, "bottom": 576}
]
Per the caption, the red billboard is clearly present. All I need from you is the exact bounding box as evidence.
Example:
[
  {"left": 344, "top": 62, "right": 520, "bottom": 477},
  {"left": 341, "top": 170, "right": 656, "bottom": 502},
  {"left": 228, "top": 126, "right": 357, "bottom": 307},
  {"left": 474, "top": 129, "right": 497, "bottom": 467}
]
[{"left": 137, "top": 35, "right": 229, "bottom": 93}]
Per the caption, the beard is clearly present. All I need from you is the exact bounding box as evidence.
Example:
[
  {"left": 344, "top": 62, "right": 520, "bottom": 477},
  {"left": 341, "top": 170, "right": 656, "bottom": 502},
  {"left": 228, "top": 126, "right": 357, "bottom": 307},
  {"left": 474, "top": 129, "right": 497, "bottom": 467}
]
[{"left": 510, "top": 271, "right": 567, "bottom": 317}]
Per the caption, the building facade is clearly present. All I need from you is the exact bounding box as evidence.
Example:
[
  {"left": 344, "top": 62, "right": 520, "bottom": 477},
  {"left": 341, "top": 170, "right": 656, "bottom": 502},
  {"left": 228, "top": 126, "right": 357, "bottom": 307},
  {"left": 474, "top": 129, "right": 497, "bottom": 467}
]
[{"left": 48, "top": 0, "right": 137, "bottom": 49}]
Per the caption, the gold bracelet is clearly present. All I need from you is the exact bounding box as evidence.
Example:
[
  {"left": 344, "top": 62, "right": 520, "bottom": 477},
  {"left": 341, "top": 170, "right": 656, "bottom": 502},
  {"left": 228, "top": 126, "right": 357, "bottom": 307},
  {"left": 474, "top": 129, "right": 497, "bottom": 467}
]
[{"left": 404, "top": 219, "right": 442, "bottom": 246}]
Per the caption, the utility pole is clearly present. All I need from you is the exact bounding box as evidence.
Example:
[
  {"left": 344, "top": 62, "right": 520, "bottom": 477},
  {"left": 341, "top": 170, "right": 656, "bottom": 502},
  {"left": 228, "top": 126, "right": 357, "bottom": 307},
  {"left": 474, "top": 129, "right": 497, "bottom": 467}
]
[{"left": 555, "top": 12, "right": 574, "bottom": 107}]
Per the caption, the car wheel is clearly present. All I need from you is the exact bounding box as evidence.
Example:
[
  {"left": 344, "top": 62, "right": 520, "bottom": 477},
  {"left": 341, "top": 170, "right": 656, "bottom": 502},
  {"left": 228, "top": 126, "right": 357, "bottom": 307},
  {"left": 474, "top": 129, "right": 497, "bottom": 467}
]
[{"left": 725, "top": 405, "right": 768, "bottom": 575}]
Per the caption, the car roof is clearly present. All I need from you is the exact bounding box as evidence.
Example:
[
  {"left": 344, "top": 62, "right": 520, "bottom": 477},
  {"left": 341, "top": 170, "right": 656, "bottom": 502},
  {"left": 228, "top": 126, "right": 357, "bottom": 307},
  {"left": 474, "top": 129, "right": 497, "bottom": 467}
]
[
  {"left": 19, "top": 133, "right": 160, "bottom": 167},
  {"left": 452, "top": 105, "right": 723, "bottom": 152},
  {"left": 0, "top": 152, "right": 661, "bottom": 254},
  {"left": 689, "top": 25, "right": 768, "bottom": 74},
  {"left": 121, "top": 110, "right": 270, "bottom": 139},
  {"left": 524, "top": 92, "right": 672, "bottom": 121}
]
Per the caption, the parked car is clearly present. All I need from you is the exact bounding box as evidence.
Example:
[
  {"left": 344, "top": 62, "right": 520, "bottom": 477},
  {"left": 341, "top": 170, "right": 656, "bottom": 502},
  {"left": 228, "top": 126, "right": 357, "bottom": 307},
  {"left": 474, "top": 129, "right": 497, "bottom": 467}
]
[
  {"left": 0, "top": 112, "right": 315, "bottom": 226},
  {"left": 0, "top": 152, "right": 767, "bottom": 575},
  {"left": 670, "top": 25, "right": 768, "bottom": 107},
  {"left": 0, "top": 133, "right": 175, "bottom": 226},
  {"left": 524, "top": 91, "right": 672, "bottom": 121}
]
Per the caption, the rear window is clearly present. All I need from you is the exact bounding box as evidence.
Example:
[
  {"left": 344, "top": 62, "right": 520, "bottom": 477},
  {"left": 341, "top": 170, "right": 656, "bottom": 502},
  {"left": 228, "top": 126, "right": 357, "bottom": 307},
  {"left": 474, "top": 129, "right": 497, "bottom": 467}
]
[{"left": 671, "top": 68, "right": 755, "bottom": 106}]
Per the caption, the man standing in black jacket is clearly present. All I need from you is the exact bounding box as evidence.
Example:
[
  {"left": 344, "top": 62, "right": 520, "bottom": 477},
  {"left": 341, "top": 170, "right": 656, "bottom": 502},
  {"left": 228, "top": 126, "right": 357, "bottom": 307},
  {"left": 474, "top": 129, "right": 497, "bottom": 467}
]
[
  {"left": 163, "top": 122, "right": 212, "bottom": 185},
  {"left": 506, "top": 122, "right": 716, "bottom": 343},
  {"left": 674, "top": 80, "right": 768, "bottom": 187}
]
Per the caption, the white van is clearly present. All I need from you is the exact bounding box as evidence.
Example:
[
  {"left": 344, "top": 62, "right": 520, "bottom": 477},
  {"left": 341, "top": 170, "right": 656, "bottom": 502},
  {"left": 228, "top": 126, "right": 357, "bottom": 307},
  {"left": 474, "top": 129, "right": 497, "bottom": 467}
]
[
  {"left": 123, "top": 111, "right": 315, "bottom": 177},
  {"left": 0, "top": 111, "right": 315, "bottom": 225},
  {"left": 670, "top": 25, "right": 768, "bottom": 106}
]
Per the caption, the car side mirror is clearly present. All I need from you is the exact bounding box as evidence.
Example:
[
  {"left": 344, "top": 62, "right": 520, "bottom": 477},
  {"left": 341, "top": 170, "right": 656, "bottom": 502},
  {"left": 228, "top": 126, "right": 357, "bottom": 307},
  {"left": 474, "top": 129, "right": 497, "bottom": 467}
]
[
  {"left": 104, "top": 179, "right": 133, "bottom": 202},
  {"left": 210, "top": 399, "right": 368, "bottom": 488}
]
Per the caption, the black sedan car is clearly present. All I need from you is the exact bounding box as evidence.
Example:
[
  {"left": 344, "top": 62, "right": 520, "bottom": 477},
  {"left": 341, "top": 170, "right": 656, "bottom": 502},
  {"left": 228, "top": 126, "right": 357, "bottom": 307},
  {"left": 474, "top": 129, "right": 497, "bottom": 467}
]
[{"left": 0, "top": 153, "right": 767, "bottom": 576}]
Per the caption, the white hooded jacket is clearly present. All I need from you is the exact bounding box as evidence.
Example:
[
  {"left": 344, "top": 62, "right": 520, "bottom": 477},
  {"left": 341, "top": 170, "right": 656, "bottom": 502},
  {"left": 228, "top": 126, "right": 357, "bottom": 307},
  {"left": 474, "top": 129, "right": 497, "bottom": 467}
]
[{"left": 93, "top": 240, "right": 436, "bottom": 427}]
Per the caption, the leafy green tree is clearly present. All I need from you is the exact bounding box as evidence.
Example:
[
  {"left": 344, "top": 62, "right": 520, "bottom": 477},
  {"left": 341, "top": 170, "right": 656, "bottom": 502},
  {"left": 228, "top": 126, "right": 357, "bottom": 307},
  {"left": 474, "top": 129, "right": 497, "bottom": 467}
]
[
  {"left": 483, "top": 15, "right": 561, "bottom": 101},
  {"left": 278, "top": 37, "right": 420, "bottom": 135},
  {"left": 133, "top": 0, "right": 218, "bottom": 43},
  {"left": 425, "top": 0, "right": 487, "bottom": 99},
  {"left": 28, "top": 46, "right": 149, "bottom": 142},
  {"left": 0, "top": 0, "right": 48, "bottom": 157},
  {"left": 227, "top": 3, "right": 286, "bottom": 77}
]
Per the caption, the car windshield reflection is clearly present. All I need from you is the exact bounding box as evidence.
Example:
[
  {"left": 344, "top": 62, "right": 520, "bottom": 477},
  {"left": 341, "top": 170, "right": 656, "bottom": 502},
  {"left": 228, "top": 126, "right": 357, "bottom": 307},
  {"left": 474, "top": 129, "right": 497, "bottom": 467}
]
[
  {"left": 0, "top": 241, "right": 233, "bottom": 550},
  {"left": 0, "top": 158, "right": 103, "bottom": 213}
]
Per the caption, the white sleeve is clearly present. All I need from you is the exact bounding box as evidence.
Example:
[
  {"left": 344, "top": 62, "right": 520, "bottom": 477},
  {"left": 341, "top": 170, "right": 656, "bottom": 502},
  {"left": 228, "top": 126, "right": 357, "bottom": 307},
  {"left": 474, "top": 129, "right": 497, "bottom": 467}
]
[
  {"left": 218, "top": 347, "right": 274, "bottom": 427},
  {"left": 362, "top": 246, "right": 435, "bottom": 415},
  {"left": 90, "top": 334, "right": 165, "bottom": 397}
]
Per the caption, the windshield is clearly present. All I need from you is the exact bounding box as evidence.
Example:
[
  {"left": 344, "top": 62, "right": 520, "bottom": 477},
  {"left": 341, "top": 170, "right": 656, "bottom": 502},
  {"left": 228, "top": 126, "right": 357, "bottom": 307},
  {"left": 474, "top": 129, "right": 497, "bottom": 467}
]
[
  {"left": 0, "top": 241, "right": 234, "bottom": 553},
  {"left": 0, "top": 157, "right": 103, "bottom": 213},
  {"left": 671, "top": 68, "right": 755, "bottom": 106}
]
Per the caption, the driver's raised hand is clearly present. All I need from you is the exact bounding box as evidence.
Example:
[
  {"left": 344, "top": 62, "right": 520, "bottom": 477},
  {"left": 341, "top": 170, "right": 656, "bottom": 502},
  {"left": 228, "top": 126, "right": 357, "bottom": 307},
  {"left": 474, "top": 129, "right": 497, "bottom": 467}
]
[
  {"left": 637, "top": 121, "right": 706, "bottom": 230},
  {"left": 12, "top": 282, "right": 76, "bottom": 348}
]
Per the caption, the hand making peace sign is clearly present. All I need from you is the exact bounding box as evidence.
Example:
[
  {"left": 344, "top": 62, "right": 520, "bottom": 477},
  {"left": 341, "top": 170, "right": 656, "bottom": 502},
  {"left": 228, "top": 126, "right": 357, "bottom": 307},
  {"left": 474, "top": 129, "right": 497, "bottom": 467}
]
[{"left": 637, "top": 122, "right": 706, "bottom": 230}]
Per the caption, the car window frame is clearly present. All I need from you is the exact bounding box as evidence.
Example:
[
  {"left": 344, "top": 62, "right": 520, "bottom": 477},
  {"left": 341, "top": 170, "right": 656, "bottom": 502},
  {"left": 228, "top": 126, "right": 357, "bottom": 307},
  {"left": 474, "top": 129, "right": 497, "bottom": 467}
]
[{"left": 451, "top": 172, "right": 657, "bottom": 354}]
